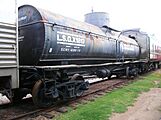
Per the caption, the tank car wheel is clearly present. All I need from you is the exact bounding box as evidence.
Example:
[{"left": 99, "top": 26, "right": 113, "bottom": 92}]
[
  {"left": 133, "top": 68, "right": 139, "bottom": 77},
  {"left": 71, "top": 74, "right": 84, "bottom": 97},
  {"left": 116, "top": 74, "right": 121, "bottom": 78},
  {"left": 32, "top": 80, "right": 53, "bottom": 108},
  {"left": 126, "top": 67, "right": 130, "bottom": 78},
  {"left": 155, "top": 63, "right": 159, "bottom": 70},
  {"left": 108, "top": 73, "right": 113, "bottom": 80}
]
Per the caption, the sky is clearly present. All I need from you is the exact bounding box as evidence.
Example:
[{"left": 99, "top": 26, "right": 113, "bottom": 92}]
[
  {"left": 18, "top": 0, "right": 161, "bottom": 40},
  {"left": 0, "top": 0, "right": 16, "bottom": 23}
]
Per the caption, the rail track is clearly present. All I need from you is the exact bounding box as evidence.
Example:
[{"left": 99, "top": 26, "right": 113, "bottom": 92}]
[{"left": 0, "top": 77, "right": 137, "bottom": 120}]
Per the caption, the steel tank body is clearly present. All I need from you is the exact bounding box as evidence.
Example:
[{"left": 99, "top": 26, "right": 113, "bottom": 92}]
[
  {"left": 122, "top": 29, "right": 161, "bottom": 61},
  {"left": 116, "top": 32, "right": 140, "bottom": 60},
  {"left": 122, "top": 29, "right": 150, "bottom": 60},
  {"left": 18, "top": 5, "right": 139, "bottom": 66}
]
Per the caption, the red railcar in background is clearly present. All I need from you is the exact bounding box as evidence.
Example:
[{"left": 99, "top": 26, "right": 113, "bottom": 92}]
[{"left": 150, "top": 44, "right": 161, "bottom": 61}]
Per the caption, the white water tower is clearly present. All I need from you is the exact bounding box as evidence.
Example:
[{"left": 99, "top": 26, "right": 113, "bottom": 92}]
[{"left": 85, "top": 11, "right": 110, "bottom": 28}]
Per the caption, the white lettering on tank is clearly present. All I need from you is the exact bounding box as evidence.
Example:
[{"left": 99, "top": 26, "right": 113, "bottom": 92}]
[
  {"left": 57, "top": 31, "right": 85, "bottom": 47},
  {"left": 49, "top": 48, "right": 53, "bottom": 53}
]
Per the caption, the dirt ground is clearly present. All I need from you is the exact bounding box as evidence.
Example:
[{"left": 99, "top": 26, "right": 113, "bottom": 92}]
[{"left": 110, "top": 88, "right": 161, "bottom": 120}]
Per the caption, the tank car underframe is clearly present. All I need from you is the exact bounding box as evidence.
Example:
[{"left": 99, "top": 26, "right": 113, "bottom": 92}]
[
  {"left": 16, "top": 60, "right": 155, "bottom": 107},
  {"left": 0, "top": 59, "right": 159, "bottom": 107},
  {"left": 19, "top": 66, "right": 89, "bottom": 107}
]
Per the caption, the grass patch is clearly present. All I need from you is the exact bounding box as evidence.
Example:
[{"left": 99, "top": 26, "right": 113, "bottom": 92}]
[{"left": 54, "top": 70, "right": 161, "bottom": 120}]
